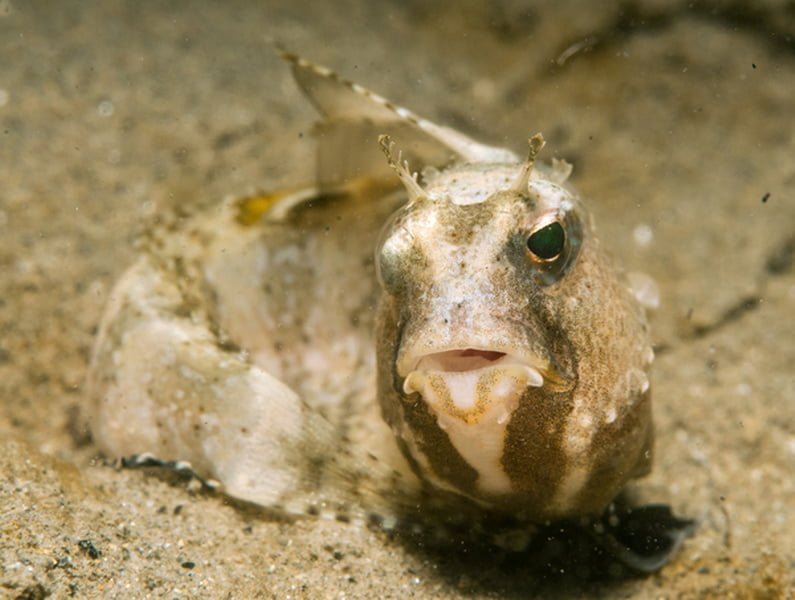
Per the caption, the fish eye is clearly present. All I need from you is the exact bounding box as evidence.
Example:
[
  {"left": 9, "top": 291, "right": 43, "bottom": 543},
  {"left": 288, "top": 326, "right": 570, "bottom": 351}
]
[{"left": 526, "top": 221, "right": 565, "bottom": 261}]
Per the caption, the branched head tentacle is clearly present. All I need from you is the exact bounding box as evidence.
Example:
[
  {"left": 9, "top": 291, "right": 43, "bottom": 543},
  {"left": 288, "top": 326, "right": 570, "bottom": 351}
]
[
  {"left": 510, "top": 133, "right": 546, "bottom": 195},
  {"left": 378, "top": 134, "right": 425, "bottom": 201}
]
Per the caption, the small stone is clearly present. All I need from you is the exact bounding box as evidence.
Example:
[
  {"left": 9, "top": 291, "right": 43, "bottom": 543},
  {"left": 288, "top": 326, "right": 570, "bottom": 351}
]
[{"left": 78, "top": 538, "right": 101, "bottom": 559}]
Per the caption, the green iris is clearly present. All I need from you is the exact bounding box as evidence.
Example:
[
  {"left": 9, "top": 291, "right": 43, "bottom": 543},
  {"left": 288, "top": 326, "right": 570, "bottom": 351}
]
[{"left": 527, "top": 222, "right": 565, "bottom": 260}]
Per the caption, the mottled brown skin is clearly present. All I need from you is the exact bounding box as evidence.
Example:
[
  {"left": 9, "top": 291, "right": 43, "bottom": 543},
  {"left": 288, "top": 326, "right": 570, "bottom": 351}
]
[
  {"left": 376, "top": 166, "right": 653, "bottom": 521},
  {"left": 88, "top": 50, "right": 661, "bottom": 543}
]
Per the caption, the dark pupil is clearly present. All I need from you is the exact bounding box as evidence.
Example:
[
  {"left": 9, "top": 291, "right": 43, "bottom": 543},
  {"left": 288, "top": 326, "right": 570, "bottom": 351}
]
[{"left": 527, "top": 222, "right": 565, "bottom": 259}]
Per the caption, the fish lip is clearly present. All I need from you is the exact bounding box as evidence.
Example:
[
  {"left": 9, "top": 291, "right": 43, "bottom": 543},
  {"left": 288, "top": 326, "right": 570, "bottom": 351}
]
[
  {"left": 398, "top": 347, "right": 549, "bottom": 378},
  {"left": 398, "top": 346, "right": 574, "bottom": 392}
]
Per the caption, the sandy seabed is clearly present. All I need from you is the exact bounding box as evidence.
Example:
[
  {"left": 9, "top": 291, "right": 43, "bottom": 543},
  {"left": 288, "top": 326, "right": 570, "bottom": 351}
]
[{"left": 1, "top": 1, "right": 793, "bottom": 598}]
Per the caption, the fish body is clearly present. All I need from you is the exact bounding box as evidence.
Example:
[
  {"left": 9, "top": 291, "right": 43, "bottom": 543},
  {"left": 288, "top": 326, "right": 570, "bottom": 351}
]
[{"left": 87, "top": 51, "right": 668, "bottom": 553}]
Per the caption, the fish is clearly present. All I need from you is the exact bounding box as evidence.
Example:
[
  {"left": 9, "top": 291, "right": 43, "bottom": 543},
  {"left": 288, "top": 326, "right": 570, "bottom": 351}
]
[{"left": 86, "top": 49, "right": 692, "bottom": 573}]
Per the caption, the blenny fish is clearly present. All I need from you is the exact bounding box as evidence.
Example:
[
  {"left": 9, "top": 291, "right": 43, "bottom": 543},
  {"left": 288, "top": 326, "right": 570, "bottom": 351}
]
[{"left": 86, "top": 50, "right": 692, "bottom": 572}]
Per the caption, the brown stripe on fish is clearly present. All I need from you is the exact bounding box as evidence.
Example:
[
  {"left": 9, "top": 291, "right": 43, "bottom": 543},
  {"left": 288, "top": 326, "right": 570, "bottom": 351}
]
[
  {"left": 501, "top": 385, "right": 576, "bottom": 519},
  {"left": 569, "top": 389, "right": 653, "bottom": 517},
  {"left": 399, "top": 392, "right": 480, "bottom": 494}
]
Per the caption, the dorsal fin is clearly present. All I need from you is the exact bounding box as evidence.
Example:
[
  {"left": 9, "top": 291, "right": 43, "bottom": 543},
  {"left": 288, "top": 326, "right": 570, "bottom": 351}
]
[{"left": 277, "top": 49, "right": 518, "bottom": 189}]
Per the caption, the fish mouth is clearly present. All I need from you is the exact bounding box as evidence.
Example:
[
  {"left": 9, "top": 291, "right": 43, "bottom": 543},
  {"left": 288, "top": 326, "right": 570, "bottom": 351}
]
[
  {"left": 400, "top": 347, "right": 549, "bottom": 380},
  {"left": 400, "top": 347, "right": 554, "bottom": 415},
  {"left": 405, "top": 347, "right": 544, "bottom": 381}
]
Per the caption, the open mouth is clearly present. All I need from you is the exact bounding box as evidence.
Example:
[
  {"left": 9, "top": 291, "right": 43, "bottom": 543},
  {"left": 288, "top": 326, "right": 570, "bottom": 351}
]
[
  {"left": 415, "top": 348, "right": 507, "bottom": 371},
  {"left": 404, "top": 348, "right": 546, "bottom": 383},
  {"left": 401, "top": 347, "right": 546, "bottom": 412}
]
